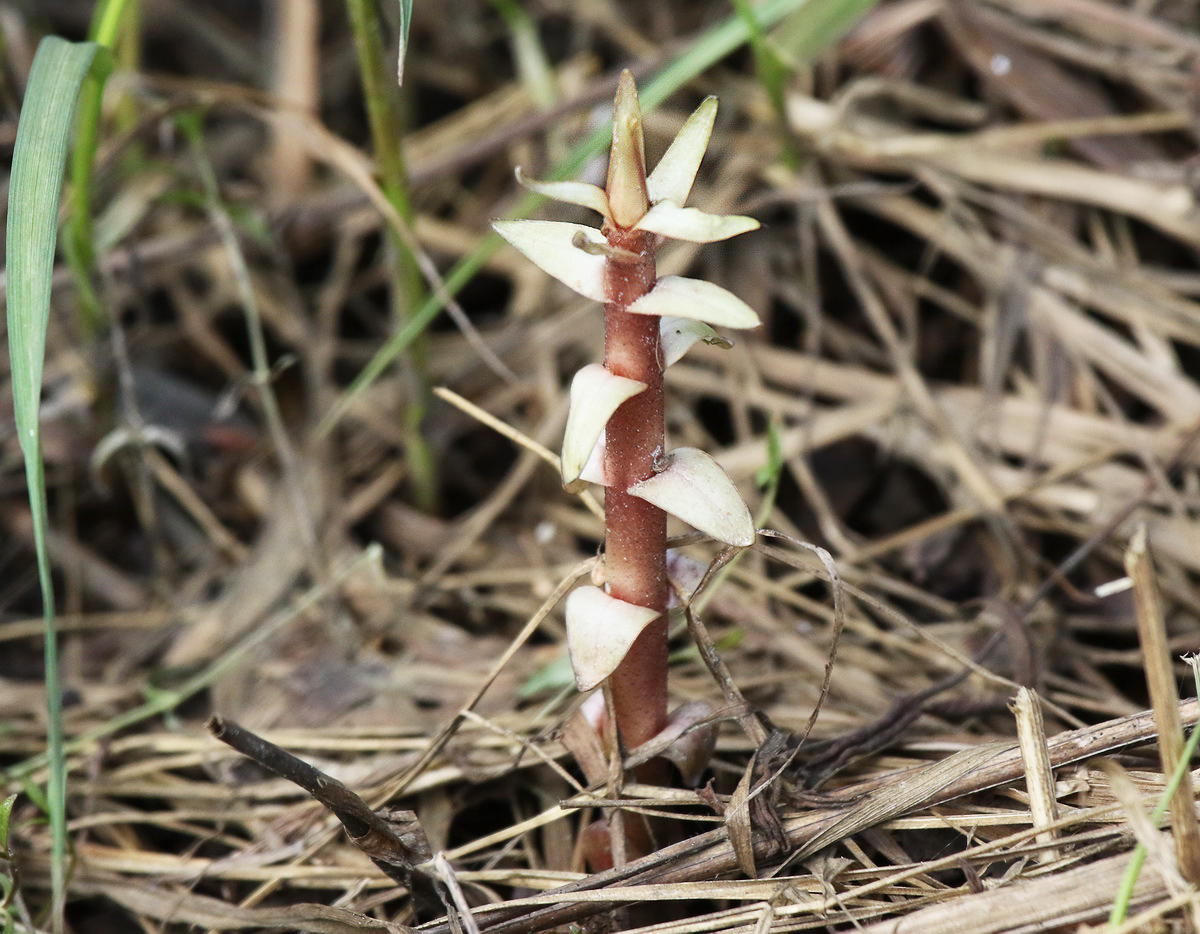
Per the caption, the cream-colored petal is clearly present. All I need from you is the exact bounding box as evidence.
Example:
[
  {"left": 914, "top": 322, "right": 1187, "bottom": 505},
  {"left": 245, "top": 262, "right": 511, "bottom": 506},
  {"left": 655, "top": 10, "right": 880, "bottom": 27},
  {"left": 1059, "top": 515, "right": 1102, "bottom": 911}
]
[
  {"left": 647, "top": 96, "right": 716, "bottom": 206},
  {"left": 492, "top": 220, "right": 608, "bottom": 302},
  {"left": 566, "top": 585, "right": 660, "bottom": 691},
  {"left": 660, "top": 316, "right": 730, "bottom": 367},
  {"left": 628, "top": 447, "right": 755, "bottom": 547},
  {"left": 628, "top": 276, "right": 760, "bottom": 329},
  {"left": 562, "top": 365, "right": 646, "bottom": 491},
  {"left": 515, "top": 167, "right": 610, "bottom": 220},
  {"left": 635, "top": 200, "right": 759, "bottom": 243}
]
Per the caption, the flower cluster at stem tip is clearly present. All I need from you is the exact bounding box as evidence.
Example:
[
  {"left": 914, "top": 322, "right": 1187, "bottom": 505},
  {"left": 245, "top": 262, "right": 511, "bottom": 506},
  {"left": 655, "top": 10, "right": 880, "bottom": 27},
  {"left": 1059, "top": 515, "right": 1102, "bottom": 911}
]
[{"left": 493, "top": 71, "right": 761, "bottom": 693}]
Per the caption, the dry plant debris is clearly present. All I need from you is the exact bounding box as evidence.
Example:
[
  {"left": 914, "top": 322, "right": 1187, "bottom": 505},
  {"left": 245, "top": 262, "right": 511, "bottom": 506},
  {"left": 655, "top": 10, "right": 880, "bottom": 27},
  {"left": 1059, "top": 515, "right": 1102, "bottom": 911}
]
[{"left": 2, "top": 0, "right": 1200, "bottom": 932}]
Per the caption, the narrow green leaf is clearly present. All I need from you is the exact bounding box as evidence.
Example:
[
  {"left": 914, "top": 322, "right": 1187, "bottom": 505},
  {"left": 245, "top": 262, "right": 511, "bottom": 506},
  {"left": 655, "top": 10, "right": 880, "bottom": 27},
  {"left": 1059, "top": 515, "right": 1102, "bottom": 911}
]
[
  {"left": 754, "top": 418, "right": 784, "bottom": 526},
  {"left": 518, "top": 654, "right": 575, "bottom": 699},
  {"left": 488, "top": 0, "right": 556, "bottom": 108},
  {"left": 0, "top": 793, "right": 15, "bottom": 927},
  {"left": 64, "top": 0, "right": 130, "bottom": 333},
  {"left": 9, "top": 38, "right": 98, "bottom": 446},
  {"left": 773, "top": 0, "right": 879, "bottom": 63},
  {"left": 6, "top": 35, "right": 100, "bottom": 934},
  {"left": 90, "top": 0, "right": 136, "bottom": 45},
  {"left": 396, "top": 0, "right": 412, "bottom": 85},
  {"left": 347, "top": 0, "right": 435, "bottom": 508}
]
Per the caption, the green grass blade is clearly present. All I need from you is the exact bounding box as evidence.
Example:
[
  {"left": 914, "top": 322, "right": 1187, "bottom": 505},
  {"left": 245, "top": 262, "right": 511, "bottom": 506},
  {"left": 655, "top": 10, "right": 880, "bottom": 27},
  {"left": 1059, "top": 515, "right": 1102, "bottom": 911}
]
[
  {"left": 396, "top": 0, "right": 412, "bottom": 86},
  {"left": 319, "top": 0, "right": 879, "bottom": 436},
  {"left": 1109, "top": 659, "right": 1200, "bottom": 927},
  {"left": 6, "top": 34, "right": 100, "bottom": 932},
  {"left": 346, "top": 0, "right": 436, "bottom": 508},
  {"left": 0, "top": 794, "right": 15, "bottom": 855},
  {"left": 489, "top": 0, "right": 556, "bottom": 108},
  {"left": 0, "top": 792, "right": 15, "bottom": 933},
  {"left": 754, "top": 417, "right": 785, "bottom": 525},
  {"left": 64, "top": 0, "right": 131, "bottom": 334},
  {"left": 90, "top": 0, "right": 135, "bottom": 45},
  {"left": 773, "top": 0, "right": 877, "bottom": 63},
  {"left": 731, "top": 0, "right": 796, "bottom": 165}
]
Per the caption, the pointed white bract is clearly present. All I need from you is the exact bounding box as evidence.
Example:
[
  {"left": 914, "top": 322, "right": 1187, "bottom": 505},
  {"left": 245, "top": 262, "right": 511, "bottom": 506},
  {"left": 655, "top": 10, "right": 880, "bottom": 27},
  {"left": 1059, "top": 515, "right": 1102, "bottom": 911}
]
[
  {"left": 580, "top": 432, "right": 609, "bottom": 487},
  {"left": 515, "top": 167, "right": 611, "bottom": 221},
  {"left": 566, "top": 585, "right": 660, "bottom": 691},
  {"left": 491, "top": 220, "right": 608, "bottom": 302},
  {"left": 647, "top": 97, "right": 717, "bottom": 206},
  {"left": 660, "top": 316, "right": 729, "bottom": 367},
  {"left": 579, "top": 431, "right": 609, "bottom": 487},
  {"left": 628, "top": 447, "right": 755, "bottom": 547},
  {"left": 607, "top": 71, "right": 649, "bottom": 228},
  {"left": 628, "top": 276, "right": 760, "bottom": 329},
  {"left": 661, "top": 317, "right": 714, "bottom": 368},
  {"left": 635, "top": 201, "right": 759, "bottom": 243},
  {"left": 562, "top": 365, "right": 646, "bottom": 492}
]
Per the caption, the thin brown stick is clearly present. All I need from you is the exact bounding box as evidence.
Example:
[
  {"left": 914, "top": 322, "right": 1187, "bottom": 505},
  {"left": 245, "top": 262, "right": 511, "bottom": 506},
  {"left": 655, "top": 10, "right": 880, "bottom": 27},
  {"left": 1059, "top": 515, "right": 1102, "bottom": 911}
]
[{"left": 207, "top": 716, "right": 440, "bottom": 918}]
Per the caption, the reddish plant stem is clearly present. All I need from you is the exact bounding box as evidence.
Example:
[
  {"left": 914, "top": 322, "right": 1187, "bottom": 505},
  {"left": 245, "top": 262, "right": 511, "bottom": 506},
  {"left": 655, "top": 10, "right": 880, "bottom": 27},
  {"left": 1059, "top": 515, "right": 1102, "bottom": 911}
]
[{"left": 602, "top": 225, "right": 668, "bottom": 758}]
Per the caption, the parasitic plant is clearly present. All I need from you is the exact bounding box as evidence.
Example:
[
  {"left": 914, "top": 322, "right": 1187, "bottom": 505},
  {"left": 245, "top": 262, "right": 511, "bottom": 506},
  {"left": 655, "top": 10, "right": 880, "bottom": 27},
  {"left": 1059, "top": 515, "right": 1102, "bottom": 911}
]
[{"left": 495, "top": 72, "right": 760, "bottom": 765}]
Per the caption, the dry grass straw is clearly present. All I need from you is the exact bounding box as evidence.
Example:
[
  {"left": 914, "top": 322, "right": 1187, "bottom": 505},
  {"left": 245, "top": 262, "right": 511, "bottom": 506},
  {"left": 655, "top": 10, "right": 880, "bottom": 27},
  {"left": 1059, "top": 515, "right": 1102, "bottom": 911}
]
[
  {"left": 4, "top": 0, "right": 1200, "bottom": 931},
  {"left": 1125, "top": 528, "right": 1200, "bottom": 885},
  {"left": 1010, "top": 686, "right": 1059, "bottom": 864}
]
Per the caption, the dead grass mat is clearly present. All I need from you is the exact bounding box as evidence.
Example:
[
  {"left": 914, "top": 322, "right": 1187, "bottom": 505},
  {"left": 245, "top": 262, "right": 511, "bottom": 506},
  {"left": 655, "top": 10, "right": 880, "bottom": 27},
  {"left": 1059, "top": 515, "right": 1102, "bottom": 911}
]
[{"left": 3, "top": 0, "right": 1200, "bottom": 931}]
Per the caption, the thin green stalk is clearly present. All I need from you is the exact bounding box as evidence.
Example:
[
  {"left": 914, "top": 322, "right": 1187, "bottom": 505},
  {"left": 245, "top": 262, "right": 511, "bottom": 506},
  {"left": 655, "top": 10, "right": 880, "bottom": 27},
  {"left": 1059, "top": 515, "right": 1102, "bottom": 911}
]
[
  {"left": 345, "top": 0, "right": 437, "bottom": 511},
  {"left": 7, "top": 37, "right": 100, "bottom": 933},
  {"left": 91, "top": 0, "right": 134, "bottom": 45},
  {"left": 488, "top": 0, "right": 556, "bottom": 110},
  {"left": 730, "top": 0, "right": 800, "bottom": 169},
  {"left": 0, "top": 792, "right": 16, "bottom": 932},
  {"left": 112, "top": 0, "right": 143, "bottom": 141},
  {"left": 320, "top": 0, "right": 880, "bottom": 436},
  {"left": 64, "top": 0, "right": 135, "bottom": 335}
]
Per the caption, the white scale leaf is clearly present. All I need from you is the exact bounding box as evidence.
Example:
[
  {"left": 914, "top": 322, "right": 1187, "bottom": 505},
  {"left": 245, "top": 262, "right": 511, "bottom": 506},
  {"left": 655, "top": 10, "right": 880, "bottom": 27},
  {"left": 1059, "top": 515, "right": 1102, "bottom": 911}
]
[
  {"left": 628, "top": 447, "right": 755, "bottom": 547},
  {"left": 566, "top": 585, "right": 660, "bottom": 691},
  {"left": 562, "top": 365, "right": 645, "bottom": 491},
  {"left": 628, "top": 276, "right": 760, "bottom": 329},
  {"left": 491, "top": 220, "right": 608, "bottom": 302}
]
